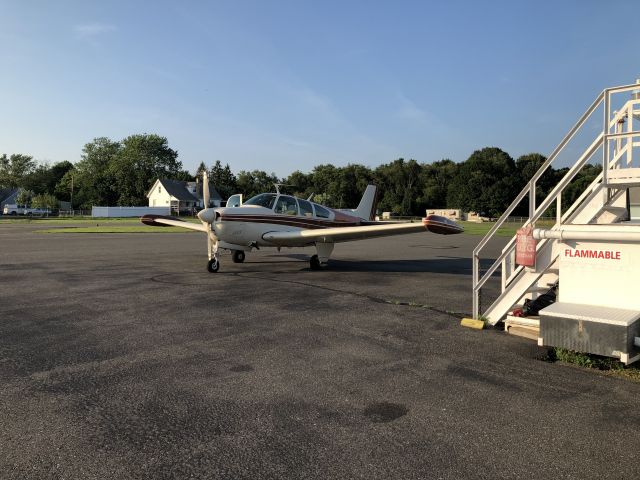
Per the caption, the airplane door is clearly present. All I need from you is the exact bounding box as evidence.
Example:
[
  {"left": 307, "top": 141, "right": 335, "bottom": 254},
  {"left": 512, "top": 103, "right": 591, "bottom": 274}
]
[{"left": 226, "top": 194, "right": 243, "bottom": 207}]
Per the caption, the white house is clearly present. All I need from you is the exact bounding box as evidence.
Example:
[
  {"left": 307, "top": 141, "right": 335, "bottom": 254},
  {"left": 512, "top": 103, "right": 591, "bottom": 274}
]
[{"left": 147, "top": 179, "right": 223, "bottom": 214}]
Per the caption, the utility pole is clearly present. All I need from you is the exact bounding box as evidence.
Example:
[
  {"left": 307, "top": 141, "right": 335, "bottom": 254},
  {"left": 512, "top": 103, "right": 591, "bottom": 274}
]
[{"left": 70, "top": 174, "right": 74, "bottom": 214}]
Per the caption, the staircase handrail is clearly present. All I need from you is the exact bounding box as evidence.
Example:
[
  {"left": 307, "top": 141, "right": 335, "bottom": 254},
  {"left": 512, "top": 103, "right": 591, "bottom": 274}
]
[
  {"left": 473, "top": 133, "right": 604, "bottom": 295},
  {"left": 472, "top": 82, "right": 640, "bottom": 319}
]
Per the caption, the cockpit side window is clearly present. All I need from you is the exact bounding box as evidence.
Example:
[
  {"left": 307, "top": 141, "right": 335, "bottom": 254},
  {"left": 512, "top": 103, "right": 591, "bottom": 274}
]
[
  {"left": 314, "top": 204, "right": 331, "bottom": 219},
  {"left": 274, "top": 195, "right": 299, "bottom": 215},
  {"left": 298, "top": 199, "right": 313, "bottom": 217},
  {"left": 244, "top": 193, "right": 276, "bottom": 209}
]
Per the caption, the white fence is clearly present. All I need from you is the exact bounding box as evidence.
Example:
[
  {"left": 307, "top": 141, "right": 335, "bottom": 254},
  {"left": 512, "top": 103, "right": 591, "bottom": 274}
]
[{"left": 91, "top": 206, "right": 171, "bottom": 218}]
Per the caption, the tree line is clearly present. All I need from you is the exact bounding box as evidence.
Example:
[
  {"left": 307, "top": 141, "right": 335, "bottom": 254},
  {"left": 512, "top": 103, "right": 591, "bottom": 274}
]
[{"left": 1, "top": 134, "right": 602, "bottom": 216}]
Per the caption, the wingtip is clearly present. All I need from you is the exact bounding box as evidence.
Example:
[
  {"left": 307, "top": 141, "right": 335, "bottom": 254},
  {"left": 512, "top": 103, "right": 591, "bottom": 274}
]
[
  {"left": 140, "top": 214, "right": 184, "bottom": 227},
  {"left": 422, "top": 215, "right": 464, "bottom": 235}
]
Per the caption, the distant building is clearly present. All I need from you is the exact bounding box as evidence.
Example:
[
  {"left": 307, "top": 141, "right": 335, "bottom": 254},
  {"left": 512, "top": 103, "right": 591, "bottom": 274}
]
[
  {"left": 426, "top": 209, "right": 462, "bottom": 221},
  {"left": 147, "top": 179, "right": 222, "bottom": 214}
]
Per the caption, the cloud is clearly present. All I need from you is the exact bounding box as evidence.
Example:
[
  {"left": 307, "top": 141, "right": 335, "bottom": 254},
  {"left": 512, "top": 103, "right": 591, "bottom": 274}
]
[
  {"left": 294, "top": 87, "right": 338, "bottom": 120},
  {"left": 394, "top": 93, "right": 428, "bottom": 122},
  {"left": 392, "top": 92, "right": 451, "bottom": 138},
  {"left": 73, "top": 23, "right": 116, "bottom": 39}
]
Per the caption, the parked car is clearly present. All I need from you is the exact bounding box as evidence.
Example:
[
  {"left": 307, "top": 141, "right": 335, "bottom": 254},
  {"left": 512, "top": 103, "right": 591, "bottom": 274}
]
[{"left": 2, "top": 204, "right": 50, "bottom": 216}]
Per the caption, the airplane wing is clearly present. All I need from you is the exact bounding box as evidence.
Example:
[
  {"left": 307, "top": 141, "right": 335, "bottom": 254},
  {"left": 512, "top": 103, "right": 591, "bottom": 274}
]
[
  {"left": 140, "top": 214, "right": 209, "bottom": 232},
  {"left": 262, "top": 215, "right": 463, "bottom": 246}
]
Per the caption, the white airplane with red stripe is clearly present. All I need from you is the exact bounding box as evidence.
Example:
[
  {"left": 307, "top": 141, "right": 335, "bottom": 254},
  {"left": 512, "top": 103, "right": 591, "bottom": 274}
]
[{"left": 141, "top": 172, "right": 463, "bottom": 272}]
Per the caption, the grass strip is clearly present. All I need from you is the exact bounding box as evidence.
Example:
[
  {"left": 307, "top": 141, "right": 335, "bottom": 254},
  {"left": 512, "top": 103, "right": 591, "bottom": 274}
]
[{"left": 552, "top": 348, "right": 640, "bottom": 382}]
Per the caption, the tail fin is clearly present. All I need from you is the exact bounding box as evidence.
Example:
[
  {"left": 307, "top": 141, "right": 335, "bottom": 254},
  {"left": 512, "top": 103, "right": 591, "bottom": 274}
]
[{"left": 352, "top": 184, "right": 378, "bottom": 221}]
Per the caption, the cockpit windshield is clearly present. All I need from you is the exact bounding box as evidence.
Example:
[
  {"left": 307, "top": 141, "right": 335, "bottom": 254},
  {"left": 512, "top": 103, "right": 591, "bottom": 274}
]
[{"left": 244, "top": 193, "right": 277, "bottom": 209}]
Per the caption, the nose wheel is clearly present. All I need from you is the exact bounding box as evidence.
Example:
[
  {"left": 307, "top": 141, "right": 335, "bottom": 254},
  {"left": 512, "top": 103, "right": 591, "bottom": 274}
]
[{"left": 207, "top": 256, "right": 220, "bottom": 273}]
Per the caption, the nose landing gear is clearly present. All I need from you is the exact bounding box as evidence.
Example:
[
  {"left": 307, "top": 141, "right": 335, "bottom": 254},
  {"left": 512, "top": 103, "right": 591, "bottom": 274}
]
[{"left": 207, "top": 257, "right": 219, "bottom": 272}]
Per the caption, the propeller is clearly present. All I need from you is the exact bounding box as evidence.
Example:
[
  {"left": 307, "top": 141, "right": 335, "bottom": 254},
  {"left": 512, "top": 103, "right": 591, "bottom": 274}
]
[{"left": 197, "top": 170, "right": 218, "bottom": 259}]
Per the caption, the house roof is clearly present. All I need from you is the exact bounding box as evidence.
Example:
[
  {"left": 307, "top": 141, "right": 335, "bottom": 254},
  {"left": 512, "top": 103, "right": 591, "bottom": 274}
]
[
  {"left": 157, "top": 179, "right": 198, "bottom": 201},
  {"left": 193, "top": 181, "right": 223, "bottom": 201},
  {"left": 151, "top": 179, "right": 223, "bottom": 202}
]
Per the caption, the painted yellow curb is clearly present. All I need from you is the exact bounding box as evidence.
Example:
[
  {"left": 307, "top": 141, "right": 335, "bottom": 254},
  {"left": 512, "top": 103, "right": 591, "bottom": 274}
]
[{"left": 461, "top": 318, "right": 485, "bottom": 329}]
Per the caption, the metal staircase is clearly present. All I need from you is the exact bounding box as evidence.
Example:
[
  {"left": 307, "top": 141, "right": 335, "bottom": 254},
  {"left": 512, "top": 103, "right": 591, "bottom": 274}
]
[{"left": 473, "top": 81, "right": 640, "bottom": 325}]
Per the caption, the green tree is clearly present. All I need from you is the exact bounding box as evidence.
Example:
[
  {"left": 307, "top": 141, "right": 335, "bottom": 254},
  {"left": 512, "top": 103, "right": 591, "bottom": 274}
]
[
  {"left": 446, "top": 147, "right": 518, "bottom": 216},
  {"left": 209, "top": 160, "right": 238, "bottom": 199},
  {"left": 514, "top": 153, "right": 554, "bottom": 216},
  {"left": 16, "top": 189, "right": 34, "bottom": 206},
  {"left": 23, "top": 160, "right": 74, "bottom": 195},
  {"left": 69, "top": 137, "right": 120, "bottom": 208},
  {"left": 109, "top": 134, "right": 183, "bottom": 206},
  {"left": 195, "top": 161, "right": 208, "bottom": 178},
  {"left": 561, "top": 163, "right": 602, "bottom": 208},
  {"left": 54, "top": 168, "right": 75, "bottom": 204},
  {"left": 31, "top": 193, "right": 58, "bottom": 210},
  {"left": 174, "top": 169, "right": 193, "bottom": 181},
  {"left": 236, "top": 170, "right": 279, "bottom": 199},
  {"left": 374, "top": 158, "right": 422, "bottom": 215},
  {"left": 285, "top": 170, "right": 312, "bottom": 199},
  {"left": 336, "top": 164, "right": 374, "bottom": 208},
  {"left": 309, "top": 164, "right": 341, "bottom": 207},
  {"left": 418, "top": 159, "right": 458, "bottom": 210},
  {"left": 0, "top": 153, "right": 36, "bottom": 188}
]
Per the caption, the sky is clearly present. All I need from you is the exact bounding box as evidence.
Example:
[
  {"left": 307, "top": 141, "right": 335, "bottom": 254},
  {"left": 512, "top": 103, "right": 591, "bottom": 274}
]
[{"left": 0, "top": 0, "right": 638, "bottom": 177}]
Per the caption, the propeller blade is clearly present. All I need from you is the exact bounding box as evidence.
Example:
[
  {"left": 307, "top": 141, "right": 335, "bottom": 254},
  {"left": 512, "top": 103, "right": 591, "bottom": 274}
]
[{"left": 203, "top": 170, "right": 210, "bottom": 208}]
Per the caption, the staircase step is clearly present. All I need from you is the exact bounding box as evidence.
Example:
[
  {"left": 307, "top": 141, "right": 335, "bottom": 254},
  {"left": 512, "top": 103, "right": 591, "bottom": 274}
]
[
  {"left": 604, "top": 180, "right": 640, "bottom": 187},
  {"left": 505, "top": 324, "right": 540, "bottom": 341},
  {"left": 505, "top": 314, "right": 540, "bottom": 328},
  {"left": 505, "top": 314, "right": 540, "bottom": 340},
  {"left": 526, "top": 286, "right": 550, "bottom": 293}
]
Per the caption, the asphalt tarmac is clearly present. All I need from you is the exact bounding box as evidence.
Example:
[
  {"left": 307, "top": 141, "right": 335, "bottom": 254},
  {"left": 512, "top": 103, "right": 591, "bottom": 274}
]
[{"left": 1, "top": 223, "right": 639, "bottom": 479}]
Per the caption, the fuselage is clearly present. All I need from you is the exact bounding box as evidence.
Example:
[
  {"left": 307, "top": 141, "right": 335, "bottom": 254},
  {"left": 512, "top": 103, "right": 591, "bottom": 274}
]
[{"left": 212, "top": 193, "right": 364, "bottom": 248}]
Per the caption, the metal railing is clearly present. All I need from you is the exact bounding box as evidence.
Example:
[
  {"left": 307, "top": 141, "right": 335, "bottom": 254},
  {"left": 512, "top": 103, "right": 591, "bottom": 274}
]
[{"left": 472, "top": 82, "right": 640, "bottom": 320}]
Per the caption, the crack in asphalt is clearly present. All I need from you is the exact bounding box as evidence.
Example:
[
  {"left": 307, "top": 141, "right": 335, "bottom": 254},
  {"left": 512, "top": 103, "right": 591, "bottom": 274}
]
[{"left": 150, "top": 270, "right": 469, "bottom": 319}]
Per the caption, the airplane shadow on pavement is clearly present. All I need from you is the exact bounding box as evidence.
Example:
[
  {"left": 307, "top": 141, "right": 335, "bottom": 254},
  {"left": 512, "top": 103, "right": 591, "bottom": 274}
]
[{"left": 271, "top": 253, "right": 498, "bottom": 275}]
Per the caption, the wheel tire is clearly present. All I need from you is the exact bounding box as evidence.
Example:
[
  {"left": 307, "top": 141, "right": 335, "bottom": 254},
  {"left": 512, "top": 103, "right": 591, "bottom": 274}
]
[
  {"left": 310, "top": 254, "right": 321, "bottom": 270},
  {"left": 232, "top": 250, "right": 246, "bottom": 263},
  {"left": 207, "top": 258, "right": 220, "bottom": 273}
]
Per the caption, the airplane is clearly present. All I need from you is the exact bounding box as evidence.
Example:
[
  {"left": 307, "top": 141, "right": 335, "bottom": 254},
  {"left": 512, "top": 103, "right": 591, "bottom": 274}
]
[{"left": 141, "top": 172, "right": 463, "bottom": 272}]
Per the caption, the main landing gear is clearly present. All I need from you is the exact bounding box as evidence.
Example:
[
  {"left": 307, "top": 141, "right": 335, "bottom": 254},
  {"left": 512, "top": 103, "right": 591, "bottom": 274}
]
[
  {"left": 310, "top": 254, "right": 322, "bottom": 270},
  {"left": 310, "top": 242, "right": 334, "bottom": 270},
  {"left": 232, "top": 250, "right": 246, "bottom": 263}
]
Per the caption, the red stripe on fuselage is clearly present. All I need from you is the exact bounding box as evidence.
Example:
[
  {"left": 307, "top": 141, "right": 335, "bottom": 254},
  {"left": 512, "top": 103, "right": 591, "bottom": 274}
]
[{"left": 220, "top": 214, "right": 360, "bottom": 229}]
